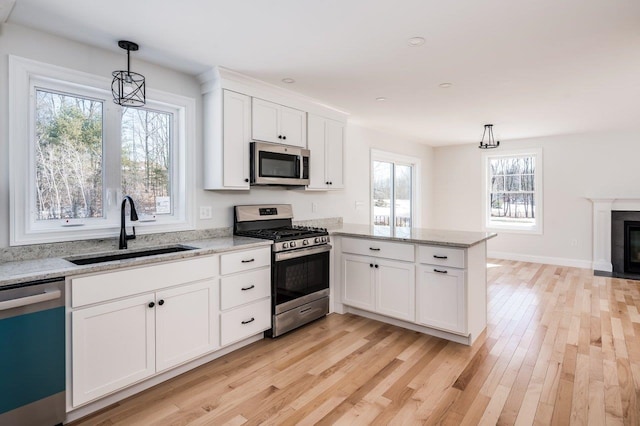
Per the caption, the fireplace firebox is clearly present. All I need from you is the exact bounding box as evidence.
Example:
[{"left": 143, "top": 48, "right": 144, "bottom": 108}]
[{"left": 624, "top": 221, "right": 640, "bottom": 274}]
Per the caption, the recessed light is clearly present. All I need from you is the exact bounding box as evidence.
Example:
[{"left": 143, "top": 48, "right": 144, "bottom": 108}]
[
  {"left": 376, "top": 97, "right": 387, "bottom": 102},
  {"left": 407, "top": 37, "right": 425, "bottom": 47},
  {"left": 281, "top": 78, "right": 295, "bottom": 84},
  {"left": 439, "top": 82, "right": 453, "bottom": 88}
]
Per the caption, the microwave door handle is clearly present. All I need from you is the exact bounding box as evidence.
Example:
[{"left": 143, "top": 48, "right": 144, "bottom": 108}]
[{"left": 298, "top": 155, "right": 303, "bottom": 179}]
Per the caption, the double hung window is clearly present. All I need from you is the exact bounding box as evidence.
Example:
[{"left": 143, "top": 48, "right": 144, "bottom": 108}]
[{"left": 484, "top": 149, "right": 542, "bottom": 233}]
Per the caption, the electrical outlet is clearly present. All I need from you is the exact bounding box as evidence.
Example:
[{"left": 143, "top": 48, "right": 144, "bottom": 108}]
[
  {"left": 570, "top": 239, "right": 578, "bottom": 247},
  {"left": 199, "top": 206, "right": 212, "bottom": 220},
  {"left": 312, "top": 202, "right": 318, "bottom": 213}
]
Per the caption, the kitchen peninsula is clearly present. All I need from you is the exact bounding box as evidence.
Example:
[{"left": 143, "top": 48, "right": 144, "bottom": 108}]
[{"left": 331, "top": 224, "right": 496, "bottom": 345}]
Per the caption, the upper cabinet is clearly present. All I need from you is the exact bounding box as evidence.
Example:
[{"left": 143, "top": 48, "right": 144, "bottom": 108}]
[
  {"left": 307, "top": 114, "right": 345, "bottom": 190},
  {"left": 252, "top": 98, "right": 307, "bottom": 148},
  {"left": 202, "top": 89, "right": 251, "bottom": 190}
]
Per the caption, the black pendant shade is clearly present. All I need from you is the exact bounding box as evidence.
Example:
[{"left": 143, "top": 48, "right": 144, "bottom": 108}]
[
  {"left": 478, "top": 124, "right": 500, "bottom": 149},
  {"left": 112, "top": 40, "right": 145, "bottom": 107}
]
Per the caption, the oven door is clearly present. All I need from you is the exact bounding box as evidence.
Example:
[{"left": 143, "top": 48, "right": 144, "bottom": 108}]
[{"left": 272, "top": 245, "right": 331, "bottom": 314}]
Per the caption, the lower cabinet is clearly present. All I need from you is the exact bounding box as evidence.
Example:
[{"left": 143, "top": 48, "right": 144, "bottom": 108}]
[
  {"left": 342, "top": 254, "right": 415, "bottom": 322},
  {"left": 416, "top": 265, "right": 466, "bottom": 334},
  {"left": 71, "top": 279, "right": 216, "bottom": 407}
]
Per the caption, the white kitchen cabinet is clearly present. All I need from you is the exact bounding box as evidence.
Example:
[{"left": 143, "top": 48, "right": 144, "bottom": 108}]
[
  {"left": 336, "top": 235, "right": 487, "bottom": 345},
  {"left": 219, "top": 246, "right": 272, "bottom": 347},
  {"left": 342, "top": 254, "right": 375, "bottom": 311},
  {"left": 203, "top": 89, "right": 251, "bottom": 190},
  {"left": 71, "top": 294, "right": 155, "bottom": 407},
  {"left": 416, "top": 265, "right": 466, "bottom": 334},
  {"left": 341, "top": 254, "right": 415, "bottom": 322},
  {"left": 252, "top": 98, "right": 306, "bottom": 147},
  {"left": 307, "top": 114, "right": 345, "bottom": 190},
  {"left": 70, "top": 256, "right": 219, "bottom": 407},
  {"left": 155, "top": 280, "right": 216, "bottom": 372}
]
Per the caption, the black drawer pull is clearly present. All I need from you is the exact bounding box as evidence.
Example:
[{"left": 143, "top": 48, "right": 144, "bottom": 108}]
[
  {"left": 158, "top": 299, "right": 165, "bottom": 306},
  {"left": 374, "top": 264, "right": 379, "bottom": 268},
  {"left": 433, "top": 269, "right": 448, "bottom": 274},
  {"left": 241, "top": 258, "right": 255, "bottom": 263},
  {"left": 241, "top": 317, "right": 255, "bottom": 325},
  {"left": 370, "top": 264, "right": 374, "bottom": 268},
  {"left": 148, "top": 302, "right": 155, "bottom": 308},
  {"left": 241, "top": 285, "right": 255, "bottom": 291},
  {"left": 299, "top": 307, "right": 312, "bottom": 314},
  {"left": 369, "top": 247, "right": 381, "bottom": 251},
  {"left": 433, "top": 255, "right": 448, "bottom": 259}
]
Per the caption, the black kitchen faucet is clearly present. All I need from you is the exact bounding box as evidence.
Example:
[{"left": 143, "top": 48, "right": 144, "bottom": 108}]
[{"left": 119, "top": 195, "right": 139, "bottom": 249}]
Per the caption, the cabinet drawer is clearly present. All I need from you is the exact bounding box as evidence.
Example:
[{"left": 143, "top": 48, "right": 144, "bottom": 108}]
[
  {"left": 220, "top": 247, "right": 271, "bottom": 275},
  {"left": 220, "top": 268, "right": 271, "bottom": 310},
  {"left": 418, "top": 245, "right": 465, "bottom": 268},
  {"left": 341, "top": 237, "right": 414, "bottom": 262},
  {"left": 220, "top": 298, "right": 271, "bottom": 347},
  {"left": 71, "top": 256, "right": 218, "bottom": 308}
]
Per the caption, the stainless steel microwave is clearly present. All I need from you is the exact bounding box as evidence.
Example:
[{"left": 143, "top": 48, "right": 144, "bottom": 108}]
[{"left": 250, "top": 142, "right": 310, "bottom": 186}]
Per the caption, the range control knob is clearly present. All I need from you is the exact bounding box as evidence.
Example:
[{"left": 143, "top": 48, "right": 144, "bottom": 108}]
[
  {"left": 303, "top": 239, "right": 309, "bottom": 245},
  {"left": 283, "top": 242, "right": 289, "bottom": 249},
  {"left": 314, "top": 237, "right": 320, "bottom": 243},
  {"left": 290, "top": 241, "right": 296, "bottom": 248},
  {"left": 321, "top": 237, "right": 327, "bottom": 242}
]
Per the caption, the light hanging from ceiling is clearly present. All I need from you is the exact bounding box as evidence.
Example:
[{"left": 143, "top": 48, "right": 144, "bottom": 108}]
[
  {"left": 478, "top": 124, "right": 500, "bottom": 149},
  {"left": 112, "top": 40, "right": 145, "bottom": 107}
]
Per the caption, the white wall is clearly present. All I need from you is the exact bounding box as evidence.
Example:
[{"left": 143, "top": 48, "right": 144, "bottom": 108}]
[
  {"left": 432, "top": 130, "right": 640, "bottom": 267},
  {"left": 0, "top": 23, "right": 434, "bottom": 248}
]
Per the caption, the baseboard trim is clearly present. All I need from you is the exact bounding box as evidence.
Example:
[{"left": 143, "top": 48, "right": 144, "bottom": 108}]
[{"left": 487, "top": 251, "right": 592, "bottom": 269}]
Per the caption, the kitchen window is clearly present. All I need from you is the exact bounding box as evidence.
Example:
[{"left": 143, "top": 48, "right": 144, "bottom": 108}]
[
  {"left": 9, "top": 56, "right": 195, "bottom": 245},
  {"left": 483, "top": 148, "right": 543, "bottom": 234},
  {"left": 371, "top": 150, "right": 420, "bottom": 228}
]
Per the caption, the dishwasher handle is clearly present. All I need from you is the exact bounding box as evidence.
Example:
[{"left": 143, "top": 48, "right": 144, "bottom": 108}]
[{"left": 0, "top": 289, "right": 62, "bottom": 311}]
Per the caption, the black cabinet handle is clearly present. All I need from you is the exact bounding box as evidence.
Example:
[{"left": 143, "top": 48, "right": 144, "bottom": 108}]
[
  {"left": 299, "top": 307, "right": 312, "bottom": 314},
  {"left": 241, "top": 285, "right": 255, "bottom": 291},
  {"left": 375, "top": 264, "right": 379, "bottom": 268},
  {"left": 326, "top": 181, "right": 330, "bottom": 185},
  {"left": 329, "top": 182, "right": 333, "bottom": 185},
  {"left": 369, "top": 247, "right": 381, "bottom": 251},
  {"left": 433, "top": 269, "right": 448, "bottom": 274},
  {"left": 370, "top": 263, "right": 373, "bottom": 268},
  {"left": 158, "top": 299, "right": 165, "bottom": 306},
  {"left": 148, "top": 302, "right": 155, "bottom": 308},
  {"left": 278, "top": 135, "right": 283, "bottom": 139},
  {"left": 245, "top": 178, "right": 249, "bottom": 182},
  {"left": 241, "top": 317, "right": 255, "bottom": 325},
  {"left": 433, "top": 255, "right": 448, "bottom": 259},
  {"left": 241, "top": 258, "right": 255, "bottom": 263},
  {"left": 282, "top": 135, "right": 286, "bottom": 140}
]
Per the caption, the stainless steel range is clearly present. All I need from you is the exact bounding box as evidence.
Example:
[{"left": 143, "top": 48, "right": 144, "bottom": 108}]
[{"left": 234, "top": 204, "right": 331, "bottom": 337}]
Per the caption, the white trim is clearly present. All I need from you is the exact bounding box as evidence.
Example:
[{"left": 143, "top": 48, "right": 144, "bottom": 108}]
[
  {"left": 370, "top": 149, "right": 422, "bottom": 228},
  {"left": 488, "top": 251, "right": 592, "bottom": 269},
  {"left": 482, "top": 147, "right": 543, "bottom": 235},
  {"left": 9, "top": 55, "right": 195, "bottom": 246}
]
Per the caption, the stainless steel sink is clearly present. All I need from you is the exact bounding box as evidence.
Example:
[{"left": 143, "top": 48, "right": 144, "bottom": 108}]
[{"left": 66, "top": 245, "right": 196, "bottom": 265}]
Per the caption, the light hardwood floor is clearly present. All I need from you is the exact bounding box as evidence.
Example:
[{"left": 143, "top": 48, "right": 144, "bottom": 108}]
[{"left": 72, "top": 260, "right": 640, "bottom": 425}]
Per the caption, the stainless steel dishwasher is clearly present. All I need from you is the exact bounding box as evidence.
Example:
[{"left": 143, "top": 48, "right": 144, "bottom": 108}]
[{"left": 0, "top": 278, "right": 65, "bottom": 426}]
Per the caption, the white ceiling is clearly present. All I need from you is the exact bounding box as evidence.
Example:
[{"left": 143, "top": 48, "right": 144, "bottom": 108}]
[{"left": 7, "top": 0, "right": 640, "bottom": 146}]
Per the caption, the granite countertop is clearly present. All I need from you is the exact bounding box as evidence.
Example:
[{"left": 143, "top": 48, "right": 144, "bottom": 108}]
[
  {"left": 331, "top": 223, "right": 497, "bottom": 248},
  {"left": 0, "top": 236, "right": 271, "bottom": 289}
]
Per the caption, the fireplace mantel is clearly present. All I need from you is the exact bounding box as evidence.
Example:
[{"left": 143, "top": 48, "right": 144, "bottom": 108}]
[{"left": 587, "top": 198, "right": 640, "bottom": 271}]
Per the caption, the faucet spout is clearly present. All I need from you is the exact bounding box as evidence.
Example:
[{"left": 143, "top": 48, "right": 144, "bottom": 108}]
[{"left": 119, "top": 196, "right": 139, "bottom": 249}]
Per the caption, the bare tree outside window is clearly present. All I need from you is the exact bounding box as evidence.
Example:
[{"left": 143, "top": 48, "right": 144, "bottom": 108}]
[
  {"left": 34, "top": 90, "right": 103, "bottom": 220},
  {"left": 121, "top": 108, "right": 172, "bottom": 216},
  {"left": 488, "top": 156, "right": 536, "bottom": 226},
  {"left": 373, "top": 160, "right": 412, "bottom": 227}
]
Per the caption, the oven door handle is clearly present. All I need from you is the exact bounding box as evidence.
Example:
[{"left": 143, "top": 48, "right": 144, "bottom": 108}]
[{"left": 275, "top": 244, "right": 332, "bottom": 262}]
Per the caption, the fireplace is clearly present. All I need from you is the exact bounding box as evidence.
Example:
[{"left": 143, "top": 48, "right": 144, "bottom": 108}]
[
  {"left": 625, "top": 221, "right": 640, "bottom": 274},
  {"left": 611, "top": 211, "right": 640, "bottom": 278}
]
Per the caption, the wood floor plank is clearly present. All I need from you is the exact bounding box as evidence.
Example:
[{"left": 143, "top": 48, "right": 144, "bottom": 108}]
[{"left": 70, "top": 260, "right": 640, "bottom": 426}]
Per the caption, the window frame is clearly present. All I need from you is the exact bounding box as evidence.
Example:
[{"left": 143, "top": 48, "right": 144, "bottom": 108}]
[
  {"left": 482, "top": 148, "right": 543, "bottom": 234},
  {"left": 370, "top": 149, "right": 421, "bottom": 228},
  {"left": 9, "top": 55, "right": 196, "bottom": 246}
]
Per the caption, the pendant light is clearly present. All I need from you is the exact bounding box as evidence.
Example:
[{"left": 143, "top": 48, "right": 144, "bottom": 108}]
[
  {"left": 478, "top": 124, "right": 500, "bottom": 149},
  {"left": 112, "top": 40, "right": 145, "bottom": 107}
]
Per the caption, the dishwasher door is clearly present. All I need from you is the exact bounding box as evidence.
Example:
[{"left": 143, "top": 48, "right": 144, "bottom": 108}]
[{"left": 0, "top": 278, "right": 65, "bottom": 426}]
